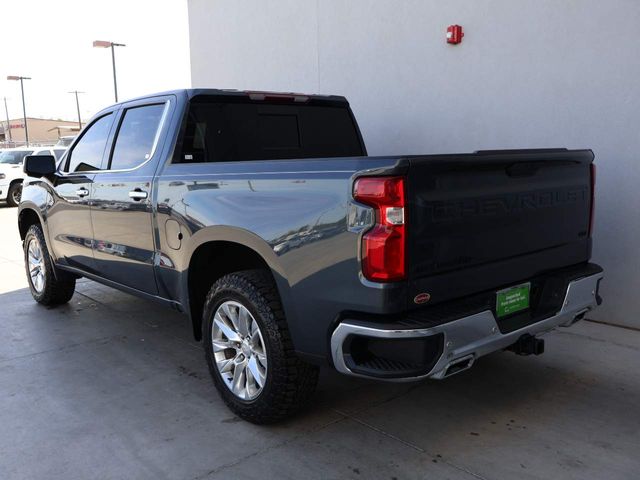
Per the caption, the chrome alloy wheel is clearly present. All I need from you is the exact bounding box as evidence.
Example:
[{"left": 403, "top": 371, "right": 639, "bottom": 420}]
[
  {"left": 27, "top": 237, "right": 45, "bottom": 293},
  {"left": 211, "top": 300, "right": 268, "bottom": 401}
]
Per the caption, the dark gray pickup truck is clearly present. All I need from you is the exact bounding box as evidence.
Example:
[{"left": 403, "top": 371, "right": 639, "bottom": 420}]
[{"left": 18, "top": 89, "right": 603, "bottom": 423}]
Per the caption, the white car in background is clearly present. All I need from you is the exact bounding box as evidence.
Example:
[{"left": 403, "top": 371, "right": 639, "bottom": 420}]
[{"left": 0, "top": 146, "right": 66, "bottom": 207}]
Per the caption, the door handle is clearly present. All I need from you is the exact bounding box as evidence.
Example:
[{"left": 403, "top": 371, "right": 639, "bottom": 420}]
[
  {"left": 75, "top": 188, "right": 89, "bottom": 197},
  {"left": 129, "top": 189, "right": 148, "bottom": 201}
]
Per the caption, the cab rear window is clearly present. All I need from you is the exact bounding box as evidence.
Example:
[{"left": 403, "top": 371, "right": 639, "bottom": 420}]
[{"left": 177, "top": 99, "right": 364, "bottom": 163}]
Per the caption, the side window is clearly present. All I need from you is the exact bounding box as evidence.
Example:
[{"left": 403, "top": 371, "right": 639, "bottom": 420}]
[
  {"left": 65, "top": 113, "right": 113, "bottom": 173},
  {"left": 109, "top": 103, "right": 165, "bottom": 170},
  {"left": 53, "top": 149, "right": 66, "bottom": 160}
]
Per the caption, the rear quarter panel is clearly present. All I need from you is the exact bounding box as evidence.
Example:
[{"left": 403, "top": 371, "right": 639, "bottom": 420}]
[{"left": 154, "top": 157, "right": 405, "bottom": 360}]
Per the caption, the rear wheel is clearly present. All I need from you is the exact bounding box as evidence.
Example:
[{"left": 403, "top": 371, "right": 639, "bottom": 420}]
[
  {"left": 7, "top": 182, "right": 22, "bottom": 207},
  {"left": 23, "top": 224, "right": 76, "bottom": 305},
  {"left": 203, "top": 270, "right": 319, "bottom": 424}
]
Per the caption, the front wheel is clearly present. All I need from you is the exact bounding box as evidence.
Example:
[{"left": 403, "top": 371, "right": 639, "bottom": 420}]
[
  {"left": 203, "top": 270, "right": 319, "bottom": 424},
  {"left": 23, "top": 224, "right": 76, "bottom": 305}
]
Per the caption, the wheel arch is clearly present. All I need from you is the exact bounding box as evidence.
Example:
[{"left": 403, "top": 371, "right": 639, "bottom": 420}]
[
  {"left": 18, "top": 205, "right": 44, "bottom": 241},
  {"left": 183, "top": 230, "right": 290, "bottom": 341}
]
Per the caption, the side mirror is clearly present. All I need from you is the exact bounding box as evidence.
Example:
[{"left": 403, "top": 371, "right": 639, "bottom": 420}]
[{"left": 24, "top": 155, "right": 57, "bottom": 178}]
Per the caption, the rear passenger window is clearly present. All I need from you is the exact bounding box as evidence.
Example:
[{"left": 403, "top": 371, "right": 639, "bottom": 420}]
[{"left": 109, "top": 103, "right": 165, "bottom": 170}]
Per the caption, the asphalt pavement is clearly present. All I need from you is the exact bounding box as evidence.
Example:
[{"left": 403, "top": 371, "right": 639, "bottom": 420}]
[{"left": 0, "top": 204, "right": 638, "bottom": 480}]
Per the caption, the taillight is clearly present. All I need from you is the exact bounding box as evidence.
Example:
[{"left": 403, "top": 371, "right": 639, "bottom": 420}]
[
  {"left": 589, "top": 163, "right": 596, "bottom": 237},
  {"left": 353, "top": 176, "right": 406, "bottom": 282}
]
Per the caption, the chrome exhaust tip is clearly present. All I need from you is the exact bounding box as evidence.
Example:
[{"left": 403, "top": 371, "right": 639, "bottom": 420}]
[{"left": 442, "top": 355, "right": 475, "bottom": 378}]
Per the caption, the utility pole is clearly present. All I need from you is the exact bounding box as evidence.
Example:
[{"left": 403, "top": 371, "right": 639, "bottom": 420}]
[
  {"left": 3, "top": 97, "right": 11, "bottom": 143},
  {"left": 68, "top": 91, "right": 84, "bottom": 130}
]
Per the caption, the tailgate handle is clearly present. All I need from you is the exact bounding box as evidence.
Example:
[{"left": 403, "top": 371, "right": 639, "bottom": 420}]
[{"left": 506, "top": 163, "right": 541, "bottom": 177}]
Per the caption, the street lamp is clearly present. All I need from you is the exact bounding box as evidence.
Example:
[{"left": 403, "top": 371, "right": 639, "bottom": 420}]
[
  {"left": 68, "top": 91, "right": 85, "bottom": 130},
  {"left": 7, "top": 75, "right": 31, "bottom": 147},
  {"left": 93, "top": 40, "right": 126, "bottom": 102}
]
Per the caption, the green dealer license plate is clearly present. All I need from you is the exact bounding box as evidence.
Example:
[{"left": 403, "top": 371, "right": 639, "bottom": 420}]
[{"left": 496, "top": 283, "right": 530, "bottom": 318}]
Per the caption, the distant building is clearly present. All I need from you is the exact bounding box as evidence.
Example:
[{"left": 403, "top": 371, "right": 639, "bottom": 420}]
[{"left": 0, "top": 117, "right": 83, "bottom": 146}]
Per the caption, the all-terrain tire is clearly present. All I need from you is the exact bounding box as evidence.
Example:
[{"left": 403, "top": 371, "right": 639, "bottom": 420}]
[{"left": 203, "top": 269, "right": 319, "bottom": 424}]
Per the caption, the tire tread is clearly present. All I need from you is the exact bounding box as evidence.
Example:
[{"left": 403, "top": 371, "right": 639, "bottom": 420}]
[{"left": 203, "top": 269, "right": 319, "bottom": 424}]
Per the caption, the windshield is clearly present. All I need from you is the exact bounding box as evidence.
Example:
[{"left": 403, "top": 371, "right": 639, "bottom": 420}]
[{"left": 0, "top": 150, "right": 34, "bottom": 164}]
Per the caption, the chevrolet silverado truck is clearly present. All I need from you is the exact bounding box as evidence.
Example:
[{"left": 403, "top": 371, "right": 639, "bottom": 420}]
[{"left": 18, "top": 89, "right": 603, "bottom": 423}]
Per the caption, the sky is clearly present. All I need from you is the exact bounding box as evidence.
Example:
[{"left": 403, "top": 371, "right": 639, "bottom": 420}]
[{"left": 1, "top": 0, "right": 191, "bottom": 124}]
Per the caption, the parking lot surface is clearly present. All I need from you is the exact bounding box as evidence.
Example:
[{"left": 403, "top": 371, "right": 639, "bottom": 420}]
[{"left": 0, "top": 205, "right": 638, "bottom": 480}]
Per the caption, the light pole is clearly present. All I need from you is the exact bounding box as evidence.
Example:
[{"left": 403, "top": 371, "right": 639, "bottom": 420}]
[
  {"left": 93, "top": 40, "right": 126, "bottom": 102},
  {"left": 68, "top": 91, "right": 84, "bottom": 130},
  {"left": 3, "top": 97, "right": 11, "bottom": 143},
  {"left": 7, "top": 76, "right": 31, "bottom": 146}
]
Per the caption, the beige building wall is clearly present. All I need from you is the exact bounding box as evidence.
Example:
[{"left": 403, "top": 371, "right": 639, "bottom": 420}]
[{"left": 0, "top": 118, "right": 82, "bottom": 145}]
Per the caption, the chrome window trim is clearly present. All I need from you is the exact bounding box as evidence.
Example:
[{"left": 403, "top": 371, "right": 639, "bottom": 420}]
[{"left": 63, "top": 100, "right": 171, "bottom": 177}]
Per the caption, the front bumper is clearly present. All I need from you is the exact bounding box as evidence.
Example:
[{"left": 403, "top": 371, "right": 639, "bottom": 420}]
[
  {"left": 0, "top": 182, "right": 8, "bottom": 201},
  {"left": 331, "top": 270, "right": 604, "bottom": 381}
]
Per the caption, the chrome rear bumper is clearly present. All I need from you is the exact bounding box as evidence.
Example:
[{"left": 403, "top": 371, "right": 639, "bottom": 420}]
[{"left": 331, "top": 271, "right": 604, "bottom": 381}]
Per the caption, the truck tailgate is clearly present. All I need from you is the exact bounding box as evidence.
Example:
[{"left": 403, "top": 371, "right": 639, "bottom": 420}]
[{"left": 406, "top": 149, "right": 594, "bottom": 306}]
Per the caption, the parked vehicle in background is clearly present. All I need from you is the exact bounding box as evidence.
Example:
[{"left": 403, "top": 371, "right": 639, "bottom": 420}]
[
  {"left": 56, "top": 136, "right": 76, "bottom": 147},
  {"left": 51, "top": 147, "right": 67, "bottom": 161},
  {"left": 0, "top": 146, "right": 66, "bottom": 206},
  {"left": 17, "top": 89, "right": 603, "bottom": 423}
]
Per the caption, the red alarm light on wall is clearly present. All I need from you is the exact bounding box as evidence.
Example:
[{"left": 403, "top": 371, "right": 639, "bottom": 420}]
[{"left": 446, "top": 25, "right": 464, "bottom": 44}]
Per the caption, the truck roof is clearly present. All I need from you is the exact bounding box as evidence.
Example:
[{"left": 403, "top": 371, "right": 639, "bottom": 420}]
[{"left": 113, "top": 88, "right": 349, "bottom": 107}]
